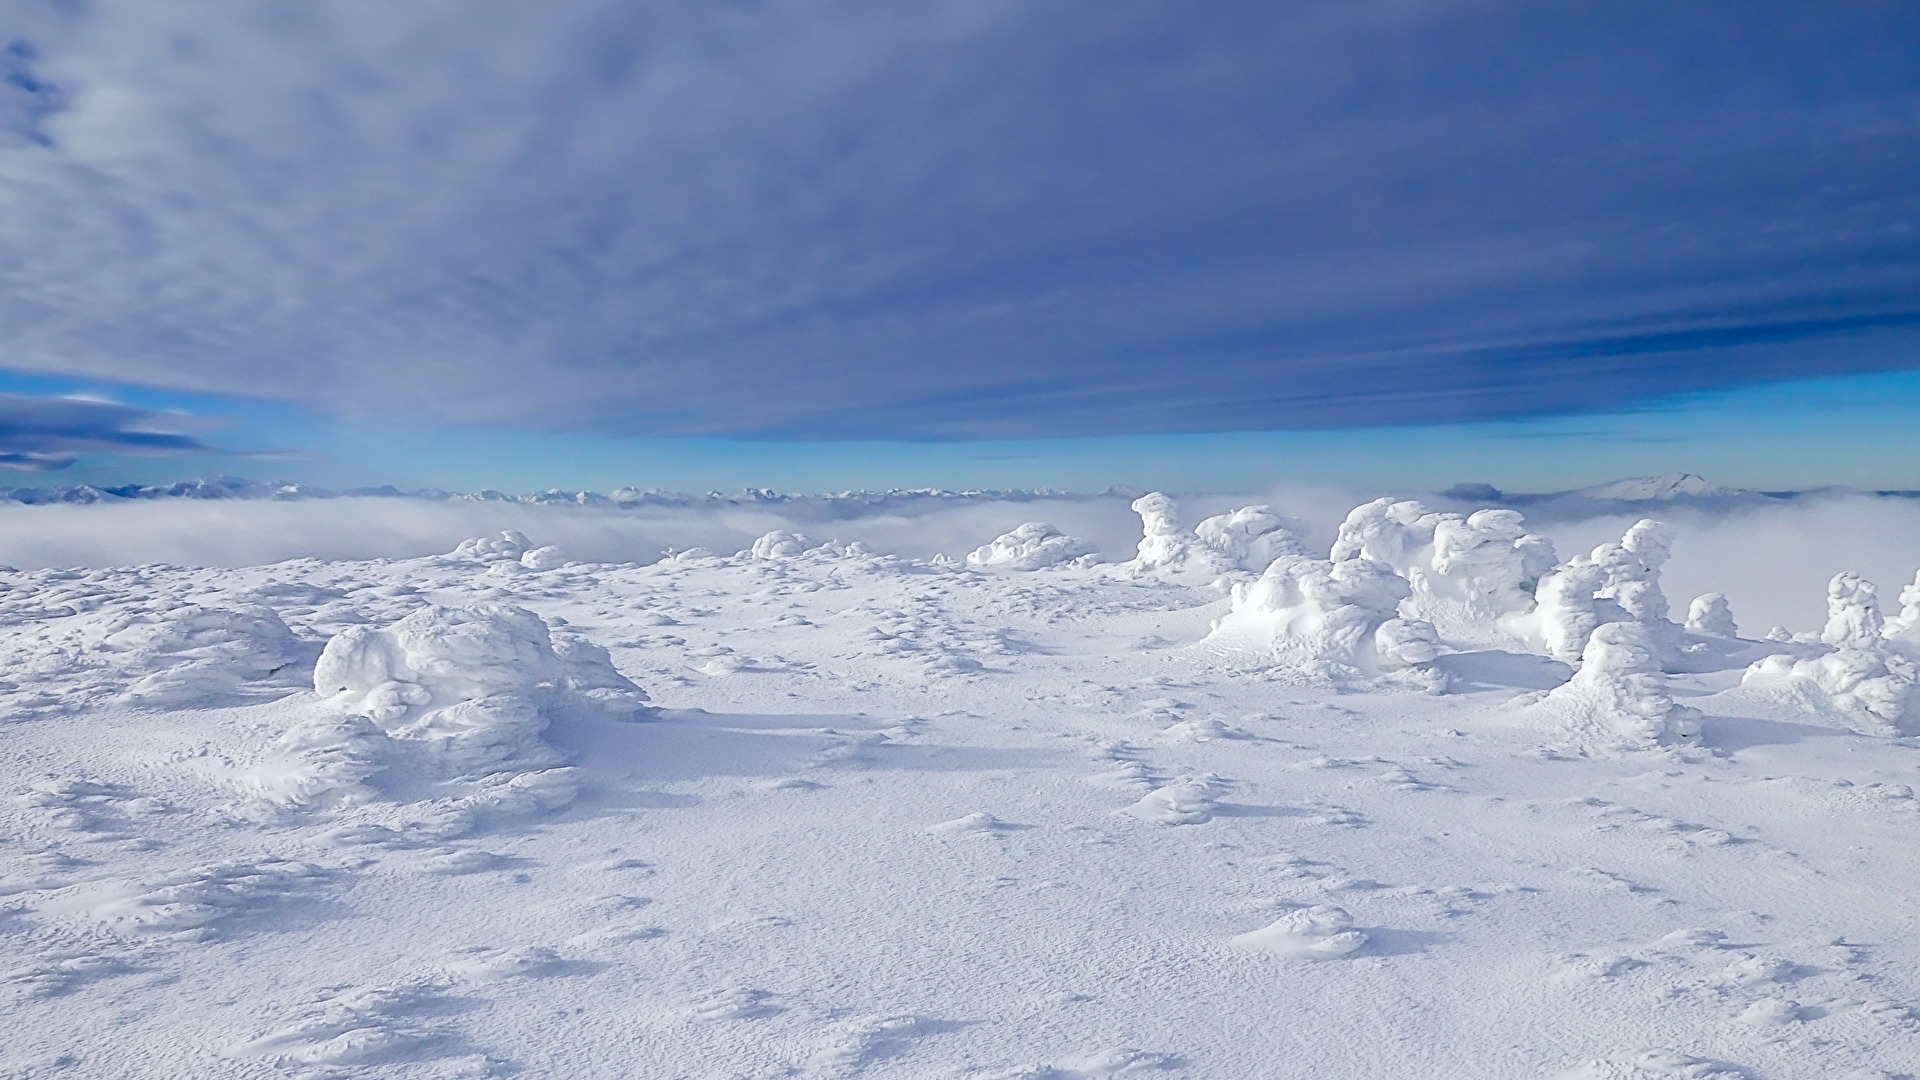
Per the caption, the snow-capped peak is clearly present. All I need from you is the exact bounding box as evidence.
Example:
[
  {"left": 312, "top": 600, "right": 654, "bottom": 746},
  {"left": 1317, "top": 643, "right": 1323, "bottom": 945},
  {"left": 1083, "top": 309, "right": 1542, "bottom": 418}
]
[{"left": 1574, "top": 473, "right": 1742, "bottom": 501}]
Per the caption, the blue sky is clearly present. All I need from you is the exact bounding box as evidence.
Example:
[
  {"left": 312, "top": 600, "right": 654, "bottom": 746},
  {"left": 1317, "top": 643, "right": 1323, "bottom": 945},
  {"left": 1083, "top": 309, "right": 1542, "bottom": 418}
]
[{"left": 0, "top": 2, "right": 1916, "bottom": 493}]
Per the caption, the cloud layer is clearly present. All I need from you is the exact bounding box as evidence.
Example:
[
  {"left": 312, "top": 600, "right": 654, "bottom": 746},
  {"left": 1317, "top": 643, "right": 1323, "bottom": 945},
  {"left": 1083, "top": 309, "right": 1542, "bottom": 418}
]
[
  {"left": 2, "top": 1, "right": 1917, "bottom": 438},
  {"left": 1, "top": 487, "right": 1915, "bottom": 637}
]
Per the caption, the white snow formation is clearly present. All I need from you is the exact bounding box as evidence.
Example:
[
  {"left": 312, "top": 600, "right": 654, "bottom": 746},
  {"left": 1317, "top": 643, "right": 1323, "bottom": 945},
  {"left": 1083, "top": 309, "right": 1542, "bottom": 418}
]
[
  {"left": 1517, "top": 621, "right": 1701, "bottom": 752},
  {"left": 447, "top": 529, "right": 533, "bottom": 561},
  {"left": 965, "top": 522, "right": 1100, "bottom": 570},
  {"left": 750, "top": 530, "right": 811, "bottom": 559},
  {"left": 7, "top": 495, "right": 1920, "bottom": 1078},
  {"left": 313, "top": 602, "right": 648, "bottom": 773},
  {"left": 1741, "top": 571, "right": 1916, "bottom": 735},
  {"left": 1684, "top": 593, "right": 1738, "bottom": 638},
  {"left": 1125, "top": 491, "right": 1305, "bottom": 577},
  {"left": 1505, "top": 518, "right": 1677, "bottom": 664},
  {"left": 1330, "top": 499, "right": 1555, "bottom": 641},
  {"left": 1207, "top": 552, "right": 1440, "bottom": 677},
  {"left": 519, "top": 544, "right": 568, "bottom": 571}
]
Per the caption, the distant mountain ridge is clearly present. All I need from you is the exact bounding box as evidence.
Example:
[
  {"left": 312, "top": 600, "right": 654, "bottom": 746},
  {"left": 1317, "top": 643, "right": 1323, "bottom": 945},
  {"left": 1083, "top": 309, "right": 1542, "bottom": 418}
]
[
  {"left": 0, "top": 472, "right": 1909, "bottom": 515},
  {"left": 0, "top": 475, "right": 1150, "bottom": 510}
]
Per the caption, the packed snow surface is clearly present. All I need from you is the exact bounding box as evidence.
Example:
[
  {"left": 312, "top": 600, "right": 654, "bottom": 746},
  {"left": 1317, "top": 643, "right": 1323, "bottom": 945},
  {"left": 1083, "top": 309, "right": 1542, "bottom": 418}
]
[{"left": 4, "top": 505, "right": 1920, "bottom": 1078}]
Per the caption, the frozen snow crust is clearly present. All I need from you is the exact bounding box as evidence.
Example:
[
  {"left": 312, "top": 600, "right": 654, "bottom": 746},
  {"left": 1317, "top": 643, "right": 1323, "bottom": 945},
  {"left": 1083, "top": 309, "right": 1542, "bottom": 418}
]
[{"left": 5, "top": 507, "right": 1920, "bottom": 1078}]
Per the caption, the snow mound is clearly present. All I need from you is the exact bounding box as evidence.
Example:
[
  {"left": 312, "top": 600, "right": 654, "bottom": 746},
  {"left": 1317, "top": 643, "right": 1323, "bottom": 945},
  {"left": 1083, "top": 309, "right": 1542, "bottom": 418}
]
[
  {"left": 447, "top": 530, "right": 532, "bottom": 561},
  {"left": 1517, "top": 622, "right": 1701, "bottom": 751},
  {"left": 312, "top": 602, "right": 648, "bottom": 773},
  {"left": 1745, "top": 647, "right": 1915, "bottom": 737},
  {"left": 751, "top": 530, "right": 811, "bottom": 559},
  {"left": 1123, "top": 776, "right": 1217, "bottom": 825},
  {"left": 1206, "top": 554, "right": 1440, "bottom": 677},
  {"left": 1192, "top": 505, "right": 1305, "bottom": 572},
  {"left": 966, "top": 522, "right": 1100, "bottom": 571},
  {"left": 1741, "top": 571, "right": 1917, "bottom": 735},
  {"left": 518, "top": 544, "right": 567, "bottom": 571},
  {"left": 1685, "top": 593, "right": 1738, "bottom": 638},
  {"left": 1506, "top": 519, "right": 1676, "bottom": 664},
  {"left": 90, "top": 604, "right": 304, "bottom": 705},
  {"left": 1886, "top": 570, "right": 1920, "bottom": 656},
  {"left": 1125, "top": 492, "right": 1304, "bottom": 576},
  {"left": 1230, "top": 905, "right": 1369, "bottom": 960},
  {"left": 1330, "top": 499, "right": 1554, "bottom": 641}
]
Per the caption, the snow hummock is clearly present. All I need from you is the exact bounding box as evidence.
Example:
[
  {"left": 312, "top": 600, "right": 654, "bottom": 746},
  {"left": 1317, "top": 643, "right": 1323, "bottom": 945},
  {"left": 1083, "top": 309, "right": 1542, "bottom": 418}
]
[
  {"left": 1230, "top": 905, "right": 1369, "bottom": 960},
  {"left": 965, "top": 522, "right": 1100, "bottom": 571},
  {"left": 1125, "top": 492, "right": 1303, "bottom": 576},
  {"left": 750, "top": 530, "right": 811, "bottom": 559},
  {"left": 1191, "top": 504, "right": 1306, "bottom": 573},
  {"left": 518, "top": 544, "right": 568, "bottom": 571},
  {"left": 447, "top": 530, "right": 532, "bottom": 561},
  {"left": 1684, "top": 593, "right": 1738, "bottom": 638},
  {"left": 1740, "top": 571, "right": 1916, "bottom": 735},
  {"left": 1330, "top": 499, "right": 1555, "bottom": 641},
  {"left": 311, "top": 602, "right": 648, "bottom": 774},
  {"left": 1207, "top": 553, "right": 1440, "bottom": 679},
  {"left": 1516, "top": 621, "right": 1701, "bottom": 751}
]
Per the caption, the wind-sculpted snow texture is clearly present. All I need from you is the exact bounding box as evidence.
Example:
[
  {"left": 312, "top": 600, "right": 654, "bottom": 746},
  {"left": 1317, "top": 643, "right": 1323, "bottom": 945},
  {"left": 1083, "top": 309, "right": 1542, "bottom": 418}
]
[
  {"left": 1330, "top": 499, "right": 1556, "bottom": 643},
  {"left": 1125, "top": 492, "right": 1303, "bottom": 577},
  {"left": 1739, "top": 571, "right": 1918, "bottom": 736},
  {"left": 1505, "top": 518, "right": 1679, "bottom": 665},
  {"left": 1516, "top": 622, "right": 1702, "bottom": 753},
  {"left": 1206, "top": 553, "right": 1442, "bottom": 683},
  {"left": 4, "top": 505, "right": 1920, "bottom": 1078},
  {"left": 966, "top": 522, "right": 1100, "bottom": 571}
]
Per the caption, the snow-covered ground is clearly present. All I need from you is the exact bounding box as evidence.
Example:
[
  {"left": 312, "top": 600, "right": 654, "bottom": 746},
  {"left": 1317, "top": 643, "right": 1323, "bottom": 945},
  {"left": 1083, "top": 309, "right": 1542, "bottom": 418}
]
[{"left": 4, "top": 494, "right": 1920, "bottom": 1079}]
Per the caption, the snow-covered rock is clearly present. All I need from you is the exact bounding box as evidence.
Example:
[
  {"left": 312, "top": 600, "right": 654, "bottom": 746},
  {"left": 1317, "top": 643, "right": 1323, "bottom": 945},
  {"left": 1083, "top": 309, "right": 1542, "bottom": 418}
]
[
  {"left": 1230, "top": 905, "right": 1368, "bottom": 960},
  {"left": 1330, "top": 499, "right": 1554, "bottom": 641},
  {"left": 1517, "top": 621, "right": 1701, "bottom": 751},
  {"left": 94, "top": 605, "right": 305, "bottom": 705},
  {"left": 965, "top": 522, "right": 1099, "bottom": 571}
]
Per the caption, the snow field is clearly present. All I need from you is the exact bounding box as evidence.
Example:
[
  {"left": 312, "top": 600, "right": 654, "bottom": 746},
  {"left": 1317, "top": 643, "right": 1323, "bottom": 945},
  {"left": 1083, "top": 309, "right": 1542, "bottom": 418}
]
[{"left": 0, "top": 502, "right": 1919, "bottom": 1077}]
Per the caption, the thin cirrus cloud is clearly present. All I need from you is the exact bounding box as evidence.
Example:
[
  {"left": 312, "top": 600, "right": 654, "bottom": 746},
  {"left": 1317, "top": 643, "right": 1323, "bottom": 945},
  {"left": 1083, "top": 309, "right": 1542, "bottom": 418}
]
[{"left": 0, "top": 1, "right": 1915, "bottom": 442}]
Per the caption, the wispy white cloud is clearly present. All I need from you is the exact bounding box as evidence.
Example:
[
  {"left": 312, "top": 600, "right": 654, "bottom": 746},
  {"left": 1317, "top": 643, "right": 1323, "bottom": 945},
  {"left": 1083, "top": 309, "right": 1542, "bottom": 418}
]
[{"left": 0, "top": 1, "right": 1916, "bottom": 438}]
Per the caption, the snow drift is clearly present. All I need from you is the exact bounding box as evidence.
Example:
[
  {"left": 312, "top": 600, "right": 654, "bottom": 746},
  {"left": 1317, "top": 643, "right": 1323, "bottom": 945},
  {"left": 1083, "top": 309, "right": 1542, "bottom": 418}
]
[{"left": 965, "top": 522, "right": 1099, "bottom": 571}]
